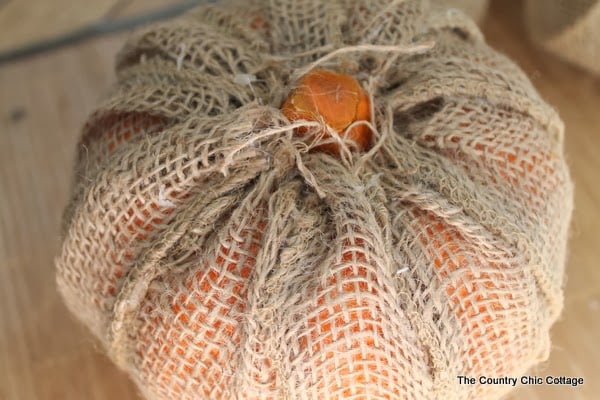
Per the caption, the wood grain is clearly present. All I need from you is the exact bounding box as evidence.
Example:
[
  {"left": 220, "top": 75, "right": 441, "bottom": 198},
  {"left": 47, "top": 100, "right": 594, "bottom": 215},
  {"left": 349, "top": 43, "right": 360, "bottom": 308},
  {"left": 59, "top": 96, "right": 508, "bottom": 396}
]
[
  {"left": 0, "top": 1, "right": 598, "bottom": 399},
  {"left": 0, "top": 32, "right": 140, "bottom": 400}
]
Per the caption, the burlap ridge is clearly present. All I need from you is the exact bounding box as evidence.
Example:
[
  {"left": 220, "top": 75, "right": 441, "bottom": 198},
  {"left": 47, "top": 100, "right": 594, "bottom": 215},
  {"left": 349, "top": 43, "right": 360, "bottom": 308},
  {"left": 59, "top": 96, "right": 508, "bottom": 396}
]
[{"left": 56, "top": 0, "right": 574, "bottom": 399}]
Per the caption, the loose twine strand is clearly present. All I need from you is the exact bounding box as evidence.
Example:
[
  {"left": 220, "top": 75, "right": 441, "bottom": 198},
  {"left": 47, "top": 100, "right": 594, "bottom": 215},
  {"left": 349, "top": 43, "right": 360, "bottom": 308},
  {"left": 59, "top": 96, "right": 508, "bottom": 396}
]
[{"left": 290, "top": 42, "right": 436, "bottom": 81}]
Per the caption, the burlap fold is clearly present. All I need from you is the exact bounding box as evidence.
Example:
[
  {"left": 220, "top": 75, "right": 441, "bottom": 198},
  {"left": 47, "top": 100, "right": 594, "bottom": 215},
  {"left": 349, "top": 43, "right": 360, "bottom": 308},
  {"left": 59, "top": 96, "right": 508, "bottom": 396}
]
[{"left": 56, "top": 1, "right": 573, "bottom": 399}]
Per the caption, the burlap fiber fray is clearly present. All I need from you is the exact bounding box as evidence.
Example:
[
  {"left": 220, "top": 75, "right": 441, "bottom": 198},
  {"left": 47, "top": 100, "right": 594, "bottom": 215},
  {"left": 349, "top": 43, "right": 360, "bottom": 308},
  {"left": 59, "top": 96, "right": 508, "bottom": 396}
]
[
  {"left": 56, "top": 0, "right": 573, "bottom": 399},
  {"left": 525, "top": 0, "right": 600, "bottom": 75}
]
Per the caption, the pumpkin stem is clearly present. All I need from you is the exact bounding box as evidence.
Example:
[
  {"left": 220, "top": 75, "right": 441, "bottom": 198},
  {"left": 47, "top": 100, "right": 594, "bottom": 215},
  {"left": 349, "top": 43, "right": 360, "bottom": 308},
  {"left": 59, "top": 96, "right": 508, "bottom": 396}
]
[{"left": 281, "top": 68, "right": 372, "bottom": 155}]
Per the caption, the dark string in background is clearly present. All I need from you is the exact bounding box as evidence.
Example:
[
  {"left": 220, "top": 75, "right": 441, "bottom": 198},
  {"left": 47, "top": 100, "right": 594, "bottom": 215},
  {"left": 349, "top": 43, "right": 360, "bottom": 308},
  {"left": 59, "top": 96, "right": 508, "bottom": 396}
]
[{"left": 0, "top": 0, "right": 210, "bottom": 65}]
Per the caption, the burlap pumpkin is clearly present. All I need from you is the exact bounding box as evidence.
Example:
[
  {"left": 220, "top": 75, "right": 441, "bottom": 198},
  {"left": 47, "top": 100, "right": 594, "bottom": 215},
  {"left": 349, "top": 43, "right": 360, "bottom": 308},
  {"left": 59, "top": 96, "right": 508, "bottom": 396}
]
[{"left": 56, "top": 0, "right": 573, "bottom": 399}]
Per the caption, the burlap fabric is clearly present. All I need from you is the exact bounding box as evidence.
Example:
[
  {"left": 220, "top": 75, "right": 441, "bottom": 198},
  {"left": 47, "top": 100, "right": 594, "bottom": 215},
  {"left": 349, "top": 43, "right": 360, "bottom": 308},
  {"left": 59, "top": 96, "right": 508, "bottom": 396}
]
[
  {"left": 56, "top": 0, "right": 573, "bottom": 399},
  {"left": 525, "top": 0, "right": 600, "bottom": 75}
]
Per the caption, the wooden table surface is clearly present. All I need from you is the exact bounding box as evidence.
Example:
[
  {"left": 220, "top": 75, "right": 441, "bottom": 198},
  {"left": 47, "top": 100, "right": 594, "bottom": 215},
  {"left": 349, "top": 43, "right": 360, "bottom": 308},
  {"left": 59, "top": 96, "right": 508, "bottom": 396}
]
[
  {"left": 0, "top": 0, "right": 185, "bottom": 55},
  {"left": 1, "top": 1, "right": 598, "bottom": 399}
]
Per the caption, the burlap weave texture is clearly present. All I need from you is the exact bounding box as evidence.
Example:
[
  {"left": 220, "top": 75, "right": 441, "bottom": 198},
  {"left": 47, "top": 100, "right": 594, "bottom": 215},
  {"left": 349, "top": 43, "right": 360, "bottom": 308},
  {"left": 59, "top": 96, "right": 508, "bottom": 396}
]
[{"left": 56, "top": 0, "right": 573, "bottom": 399}]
